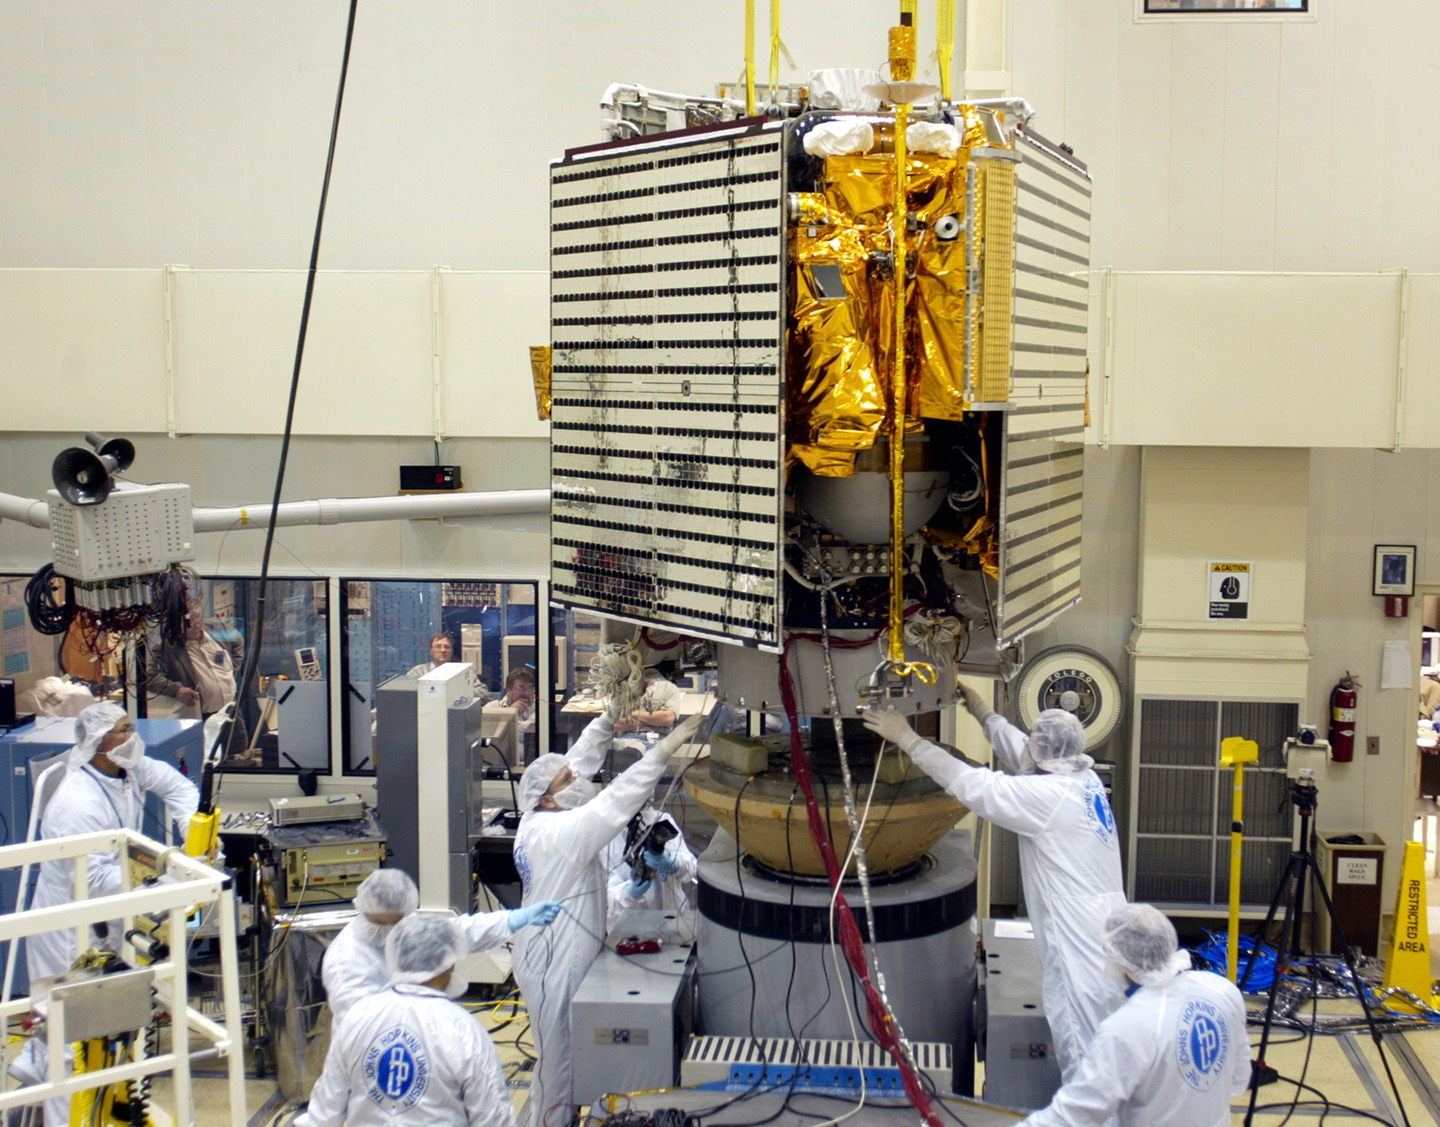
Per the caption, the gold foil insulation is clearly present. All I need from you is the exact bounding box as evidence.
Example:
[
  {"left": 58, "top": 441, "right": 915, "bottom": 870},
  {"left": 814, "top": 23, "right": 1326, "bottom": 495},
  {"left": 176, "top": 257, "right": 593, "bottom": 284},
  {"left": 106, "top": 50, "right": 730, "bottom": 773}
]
[
  {"left": 529, "top": 345, "right": 553, "bottom": 421},
  {"left": 787, "top": 120, "right": 1015, "bottom": 476},
  {"left": 888, "top": 25, "right": 918, "bottom": 82}
]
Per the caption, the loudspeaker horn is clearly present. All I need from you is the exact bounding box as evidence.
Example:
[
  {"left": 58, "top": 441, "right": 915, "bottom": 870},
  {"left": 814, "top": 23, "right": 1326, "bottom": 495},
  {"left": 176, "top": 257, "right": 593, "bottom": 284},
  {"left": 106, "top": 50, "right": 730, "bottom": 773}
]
[{"left": 51, "top": 432, "right": 135, "bottom": 507}]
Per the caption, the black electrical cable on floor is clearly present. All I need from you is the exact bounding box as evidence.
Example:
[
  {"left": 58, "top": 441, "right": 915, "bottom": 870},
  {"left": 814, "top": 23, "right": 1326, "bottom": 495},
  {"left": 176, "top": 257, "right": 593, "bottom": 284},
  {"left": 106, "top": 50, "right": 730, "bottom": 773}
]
[{"left": 209, "top": 0, "right": 359, "bottom": 811}]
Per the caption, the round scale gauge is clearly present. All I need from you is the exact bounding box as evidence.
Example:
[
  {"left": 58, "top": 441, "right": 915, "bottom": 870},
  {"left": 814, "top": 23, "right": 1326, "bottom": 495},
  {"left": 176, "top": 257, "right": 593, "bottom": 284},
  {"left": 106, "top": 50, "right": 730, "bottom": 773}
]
[{"left": 1015, "top": 645, "right": 1123, "bottom": 750}]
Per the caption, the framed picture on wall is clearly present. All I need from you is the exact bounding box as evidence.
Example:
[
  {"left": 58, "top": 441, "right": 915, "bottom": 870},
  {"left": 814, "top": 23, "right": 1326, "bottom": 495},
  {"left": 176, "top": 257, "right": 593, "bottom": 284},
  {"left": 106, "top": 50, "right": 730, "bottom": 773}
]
[{"left": 1373, "top": 544, "right": 1416, "bottom": 597}]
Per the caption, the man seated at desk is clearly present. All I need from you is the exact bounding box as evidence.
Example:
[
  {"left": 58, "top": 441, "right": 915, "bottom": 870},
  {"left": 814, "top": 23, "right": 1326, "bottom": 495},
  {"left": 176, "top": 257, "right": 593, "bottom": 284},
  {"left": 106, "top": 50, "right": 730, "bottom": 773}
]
[
  {"left": 408, "top": 631, "right": 458, "bottom": 677},
  {"left": 613, "top": 668, "right": 681, "bottom": 734},
  {"left": 492, "top": 666, "right": 537, "bottom": 735}
]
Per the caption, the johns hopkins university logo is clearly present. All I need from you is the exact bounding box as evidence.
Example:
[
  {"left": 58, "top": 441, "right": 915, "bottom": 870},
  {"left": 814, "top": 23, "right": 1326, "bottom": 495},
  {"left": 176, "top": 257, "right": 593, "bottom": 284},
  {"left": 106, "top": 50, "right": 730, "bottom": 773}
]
[
  {"left": 1083, "top": 778, "right": 1117, "bottom": 846},
  {"left": 364, "top": 1025, "right": 430, "bottom": 1113},
  {"left": 1175, "top": 998, "right": 1229, "bottom": 1091}
]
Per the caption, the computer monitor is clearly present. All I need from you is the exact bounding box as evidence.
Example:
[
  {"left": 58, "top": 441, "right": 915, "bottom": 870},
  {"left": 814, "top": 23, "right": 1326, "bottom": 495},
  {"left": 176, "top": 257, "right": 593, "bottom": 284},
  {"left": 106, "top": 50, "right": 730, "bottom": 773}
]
[
  {"left": 501, "top": 634, "right": 568, "bottom": 692},
  {"left": 479, "top": 705, "right": 519, "bottom": 768}
]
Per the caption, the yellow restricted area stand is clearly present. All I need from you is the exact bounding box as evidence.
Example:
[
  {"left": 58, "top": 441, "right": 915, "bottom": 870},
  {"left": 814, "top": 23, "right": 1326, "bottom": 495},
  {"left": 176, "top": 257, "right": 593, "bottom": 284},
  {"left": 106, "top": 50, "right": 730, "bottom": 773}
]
[
  {"left": 1219, "top": 736, "right": 1259, "bottom": 982},
  {"left": 1381, "top": 840, "right": 1438, "bottom": 1012}
]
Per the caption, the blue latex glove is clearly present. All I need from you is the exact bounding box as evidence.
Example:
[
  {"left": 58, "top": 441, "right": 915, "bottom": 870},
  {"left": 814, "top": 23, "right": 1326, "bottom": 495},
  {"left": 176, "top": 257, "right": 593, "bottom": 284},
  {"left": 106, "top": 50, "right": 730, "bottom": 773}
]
[
  {"left": 643, "top": 849, "right": 677, "bottom": 876},
  {"left": 508, "top": 900, "right": 564, "bottom": 930},
  {"left": 628, "top": 877, "right": 652, "bottom": 898}
]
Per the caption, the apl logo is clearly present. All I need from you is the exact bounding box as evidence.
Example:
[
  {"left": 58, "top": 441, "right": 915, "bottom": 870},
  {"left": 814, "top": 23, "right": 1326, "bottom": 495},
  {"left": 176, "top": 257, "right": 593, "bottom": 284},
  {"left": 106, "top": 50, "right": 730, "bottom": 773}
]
[
  {"left": 363, "top": 1026, "right": 429, "bottom": 1112},
  {"left": 1175, "top": 998, "right": 1229, "bottom": 1092},
  {"left": 1083, "top": 778, "right": 1116, "bottom": 845}
]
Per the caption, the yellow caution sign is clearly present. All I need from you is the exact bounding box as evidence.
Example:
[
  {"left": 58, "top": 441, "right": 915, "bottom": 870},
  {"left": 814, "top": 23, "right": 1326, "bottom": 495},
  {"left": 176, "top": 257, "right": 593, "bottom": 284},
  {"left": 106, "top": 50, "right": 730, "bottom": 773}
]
[{"left": 1381, "top": 840, "right": 1436, "bottom": 1012}]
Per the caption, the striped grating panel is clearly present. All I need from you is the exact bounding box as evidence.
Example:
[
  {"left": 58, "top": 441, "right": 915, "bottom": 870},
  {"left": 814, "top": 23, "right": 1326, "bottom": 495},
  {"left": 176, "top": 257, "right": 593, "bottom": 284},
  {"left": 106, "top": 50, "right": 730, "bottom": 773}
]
[
  {"left": 994, "top": 127, "right": 1091, "bottom": 643},
  {"left": 680, "top": 1035, "right": 952, "bottom": 1097},
  {"left": 548, "top": 124, "right": 787, "bottom": 649}
]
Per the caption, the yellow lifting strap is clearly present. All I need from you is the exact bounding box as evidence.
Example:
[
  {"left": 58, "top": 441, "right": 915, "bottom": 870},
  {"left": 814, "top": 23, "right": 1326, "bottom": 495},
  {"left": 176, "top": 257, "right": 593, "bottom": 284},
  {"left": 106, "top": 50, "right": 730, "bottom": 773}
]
[
  {"left": 744, "top": 0, "right": 757, "bottom": 116},
  {"left": 769, "top": 0, "right": 782, "bottom": 104},
  {"left": 937, "top": 0, "right": 956, "bottom": 102}
]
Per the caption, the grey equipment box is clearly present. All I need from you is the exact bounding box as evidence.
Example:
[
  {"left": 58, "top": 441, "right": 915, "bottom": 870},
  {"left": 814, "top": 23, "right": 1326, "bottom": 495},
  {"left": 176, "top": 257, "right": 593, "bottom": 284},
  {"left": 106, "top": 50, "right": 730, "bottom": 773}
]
[
  {"left": 980, "top": 918, "right": 1061, "bottom": 1111},
  {"left": 375, "top": 676, "right": 490, "bottom": 914},
  {"left": 570, "top": 908, "right": 696, "bottom": 1105}
]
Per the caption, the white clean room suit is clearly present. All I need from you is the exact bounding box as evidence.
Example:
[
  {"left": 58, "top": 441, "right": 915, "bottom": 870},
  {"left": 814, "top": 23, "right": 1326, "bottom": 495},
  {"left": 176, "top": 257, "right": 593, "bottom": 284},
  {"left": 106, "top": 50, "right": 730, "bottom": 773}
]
[
  {"left": 1020, "top": 967, "right": 1250, "bottom": 1127},
  {"left": 908, "top": 712, "right": 1125, "bottom": 1082}
]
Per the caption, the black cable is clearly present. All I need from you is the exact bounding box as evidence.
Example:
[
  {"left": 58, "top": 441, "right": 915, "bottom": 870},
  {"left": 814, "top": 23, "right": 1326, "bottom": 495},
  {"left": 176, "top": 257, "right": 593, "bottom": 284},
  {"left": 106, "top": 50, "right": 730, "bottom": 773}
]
[
  {"left": 210, "top": 0, "right": 359, "bottom": 810},
  {"left": 24, "top": 564, "right": 73, "bottom": 636},
  {"left": 1255, "top": 1077, "right": 1398, "bottom": 1127}
]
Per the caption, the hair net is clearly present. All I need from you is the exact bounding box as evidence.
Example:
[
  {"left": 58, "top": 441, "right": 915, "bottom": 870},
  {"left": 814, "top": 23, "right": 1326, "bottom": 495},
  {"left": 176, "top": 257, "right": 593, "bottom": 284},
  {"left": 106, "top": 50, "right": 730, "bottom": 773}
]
[
  {"left": 354, "top": 869, "right": 419, "bottom": 918},
  {"left": 67, "top": 702, "right": 129, "bottom": 770},
  {"left": 1101, "top": 903, "right": 1190, "bottom": 987},
  {"left": 1027, "top": 709, "right": 1094, "bottom": 774},
  {"left": 519, "top": 753, "right": 568, "bottom": 813},
  {"left": 386, "top": 912, "right": 468, "bottom": 985}
]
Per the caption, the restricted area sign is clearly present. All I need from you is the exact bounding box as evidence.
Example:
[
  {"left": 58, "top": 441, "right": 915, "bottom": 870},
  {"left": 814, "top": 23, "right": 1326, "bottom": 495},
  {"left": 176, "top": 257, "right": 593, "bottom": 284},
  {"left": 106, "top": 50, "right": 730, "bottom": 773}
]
[{"left": 1208, "top": 561, "right": 1251, "bottom": 620}]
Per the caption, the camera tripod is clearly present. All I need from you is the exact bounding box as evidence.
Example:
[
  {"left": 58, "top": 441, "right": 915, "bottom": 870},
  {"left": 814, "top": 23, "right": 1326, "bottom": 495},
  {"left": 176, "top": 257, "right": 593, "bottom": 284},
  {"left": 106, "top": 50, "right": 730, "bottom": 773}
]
[{"left": 1241, "top": 774, "right": 1411, "bottom": 1127}]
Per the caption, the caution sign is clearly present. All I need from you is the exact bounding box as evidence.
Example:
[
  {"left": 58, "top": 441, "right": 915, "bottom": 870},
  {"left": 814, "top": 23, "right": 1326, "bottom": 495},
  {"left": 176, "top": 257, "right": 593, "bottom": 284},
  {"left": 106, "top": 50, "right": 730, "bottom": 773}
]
[{"left": 1208, "top": 561, "right": 1251, "bottom": 621}]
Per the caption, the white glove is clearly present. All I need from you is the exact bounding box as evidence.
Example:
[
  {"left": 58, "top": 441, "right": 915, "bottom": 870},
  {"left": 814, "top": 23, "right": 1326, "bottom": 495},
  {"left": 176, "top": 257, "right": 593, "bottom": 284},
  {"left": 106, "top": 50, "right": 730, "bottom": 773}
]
[
  {"left": 655, "top": 712, "right": 705, "bottom": 756},
  {"left": 861, "top": 708, "right": 923, "bottom": 754},
  {"left": 958, "top": 684, "right": 994, "bottom": 723}
]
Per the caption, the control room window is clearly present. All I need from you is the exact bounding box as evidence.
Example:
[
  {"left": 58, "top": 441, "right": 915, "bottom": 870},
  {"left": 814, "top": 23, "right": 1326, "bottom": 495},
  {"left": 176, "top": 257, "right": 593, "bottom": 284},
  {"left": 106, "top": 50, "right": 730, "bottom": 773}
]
[
  {"left": 1143, "top": 0, "right": 1306, "bottom": 10},
  {"left": 340, "top": 579, "right": 543, "bottom": 774},
  {"left": 143, "top": 576, "right": 330, "bottom": 773}
]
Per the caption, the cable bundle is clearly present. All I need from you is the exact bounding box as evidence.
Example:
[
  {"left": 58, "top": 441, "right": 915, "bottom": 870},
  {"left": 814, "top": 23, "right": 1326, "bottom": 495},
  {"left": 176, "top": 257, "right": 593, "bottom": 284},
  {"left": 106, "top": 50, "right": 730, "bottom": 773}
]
[
  {"left": 23, "top": 564, "right": 74, "bottom": 636},
  {"left": 588, "top": 642, "right": 645, "bottom": 717}
]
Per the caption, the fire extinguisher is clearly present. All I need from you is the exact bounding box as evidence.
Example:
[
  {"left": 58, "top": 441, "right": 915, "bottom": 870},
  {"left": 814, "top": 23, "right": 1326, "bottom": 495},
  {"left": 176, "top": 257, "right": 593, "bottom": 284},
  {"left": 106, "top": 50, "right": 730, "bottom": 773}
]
[{"left": 1329, "top": 672, "right": 1358, "bottom": 763}]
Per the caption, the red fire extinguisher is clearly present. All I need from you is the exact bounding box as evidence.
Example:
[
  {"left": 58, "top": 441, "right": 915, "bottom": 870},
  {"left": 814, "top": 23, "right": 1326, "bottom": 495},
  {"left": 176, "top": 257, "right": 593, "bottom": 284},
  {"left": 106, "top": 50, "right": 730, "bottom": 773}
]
[{"left": 1329, "top": 672, "right": 1358, "bottom": 763}]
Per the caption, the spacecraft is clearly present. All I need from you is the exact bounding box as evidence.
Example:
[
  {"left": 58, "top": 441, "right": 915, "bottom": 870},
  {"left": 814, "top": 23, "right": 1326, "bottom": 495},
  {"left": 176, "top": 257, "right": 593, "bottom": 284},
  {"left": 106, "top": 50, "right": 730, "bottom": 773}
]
[{"left": 545, "top": 13, "right": 1091, "bottom": 1101}]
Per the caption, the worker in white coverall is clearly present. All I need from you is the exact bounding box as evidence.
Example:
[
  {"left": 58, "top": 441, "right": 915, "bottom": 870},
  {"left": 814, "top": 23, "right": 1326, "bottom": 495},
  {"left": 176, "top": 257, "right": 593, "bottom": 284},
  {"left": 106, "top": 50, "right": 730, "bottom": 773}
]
[
  {"left": 12, "top": 702, "right": 199, "bottom": 1127},
  {"left": 297, "top": 912, "right": 515, "bottom": 1127},
  {"left": 323, "top": 868, "right": 564, "bottom": 1022},
  {"left": 512, "top": 709, "right": 704, "bottom": 1127},
  {"left": 1019, "top": 904, "right": 1250, "bottom": 1127},
  {"left": 602, "top": 810, "right": 698, "bottom": 930},
  {"left": 863, "top": 694, "right": 1125, "bottom": 1083}
]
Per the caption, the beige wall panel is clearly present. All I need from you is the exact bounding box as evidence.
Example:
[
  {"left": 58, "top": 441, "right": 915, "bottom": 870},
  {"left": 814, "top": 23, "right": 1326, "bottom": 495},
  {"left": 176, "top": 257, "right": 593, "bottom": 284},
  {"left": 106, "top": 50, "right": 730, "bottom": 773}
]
[
  {"left": 1302, "top": 447, "right": 1439, "bottom": 909},
  {"left": 1112, "top": 23, "right": 1173, "bottom": 268},
  {"left": 172, "top": 269, "right": 434, "bottom": 436},
  {"left": 1403, "top": 277, "right": 1440, "bottom": 445},
  {"left": 1165, "top": 26, "right": 1228, "bottom": 271},
  {"left": 1061, "top": 2, "right": 1120, "bottom": 269},
  {"left": 1272, "top": 19, "right": 1337, "bottom": 272},
  {"left": 1011, "top": 0, "right": 1068, "bottom": 124},
  {"left": 1137, "top": 447, "right": 1308, "bottom": 625},
  {"left": 1130, "top": 663, "right": 1308, "bottom": 701},
  {"left": 0, "top": 269, "right": 167, "bottom": 433},
  {"left": 1322, "top": 5, "right": 1390, "bottom": 272},
  {"left": 1110, "top": 273, "right": 1399, "bottom": 447},
  {"left": 1218, "top": 24, "right": 1280, "bottom": 272},
  {"left": 440, "top": 271, "right": 550, "bottom": 440}
]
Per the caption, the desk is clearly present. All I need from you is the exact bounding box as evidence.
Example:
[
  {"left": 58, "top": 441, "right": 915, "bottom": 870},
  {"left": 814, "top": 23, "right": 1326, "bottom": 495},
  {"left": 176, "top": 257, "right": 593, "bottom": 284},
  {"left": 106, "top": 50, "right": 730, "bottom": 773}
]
[{"left": 559, "top": 692, "right": 715, "bottom": 749}]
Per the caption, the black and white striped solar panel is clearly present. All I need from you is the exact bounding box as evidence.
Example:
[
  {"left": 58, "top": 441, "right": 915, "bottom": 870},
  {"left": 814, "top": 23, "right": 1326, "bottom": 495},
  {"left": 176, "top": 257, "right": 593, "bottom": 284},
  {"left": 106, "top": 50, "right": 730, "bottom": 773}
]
[
  {"left": 996, "top": 129, "right": 1091, "bottom": 643},
  {"left": 548, "top": 124, "right": 787, "bottom": 649}
]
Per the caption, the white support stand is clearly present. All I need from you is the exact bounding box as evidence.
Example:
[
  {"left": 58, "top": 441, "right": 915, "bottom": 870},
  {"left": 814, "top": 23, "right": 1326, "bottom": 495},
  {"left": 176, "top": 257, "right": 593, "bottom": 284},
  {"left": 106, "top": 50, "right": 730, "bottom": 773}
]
[{"left": 0, "top": 830, "right": 246, "bottom": 1127}]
